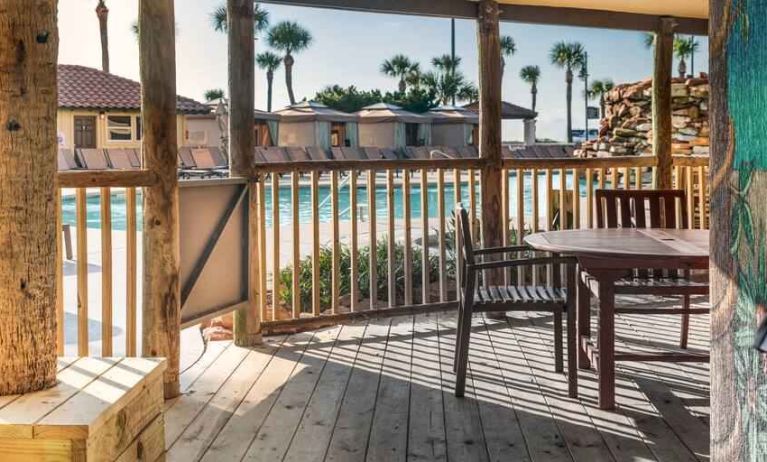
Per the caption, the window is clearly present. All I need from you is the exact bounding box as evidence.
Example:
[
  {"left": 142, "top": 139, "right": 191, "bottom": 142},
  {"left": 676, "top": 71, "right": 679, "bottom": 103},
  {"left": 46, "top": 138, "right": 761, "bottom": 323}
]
[
  {"left": 405, "top": 123, "right": 419, "bottom": 146},
  {"left": 135, "top": 116, "right": 142, "bottom": 140},
  {"left": 107, "top": 115, "right": 132, "bottom": 141}
]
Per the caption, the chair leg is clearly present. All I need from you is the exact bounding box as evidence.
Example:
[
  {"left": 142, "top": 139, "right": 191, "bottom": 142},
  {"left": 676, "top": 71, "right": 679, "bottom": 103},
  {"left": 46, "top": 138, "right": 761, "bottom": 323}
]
[
  {"left": 680, "top": 295, "right": 691, "bottom": 349},
  {"left": 554, "top": 308, "right": 563, "bottom": 373},
  {"left": 453, "top": 299, "right": 464, "bottom": 372},
  {"left": 566, "top": 306, "right": 578, "bottom": 398},
  {"left": 454, "top": 301, "right": 474, "bottom": 398},
  {"left": 577, "top": 273, "right": 591, "bottom": 369}
]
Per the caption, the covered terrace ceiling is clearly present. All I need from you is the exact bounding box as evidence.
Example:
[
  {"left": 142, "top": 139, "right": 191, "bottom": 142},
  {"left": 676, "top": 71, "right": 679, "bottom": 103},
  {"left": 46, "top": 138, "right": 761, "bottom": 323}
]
[{"left": 260, "top": 0, "right": 708, "bottom": 34}]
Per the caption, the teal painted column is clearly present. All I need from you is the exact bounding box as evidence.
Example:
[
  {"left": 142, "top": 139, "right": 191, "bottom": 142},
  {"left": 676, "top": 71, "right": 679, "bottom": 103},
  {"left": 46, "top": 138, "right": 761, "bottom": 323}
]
[{"left": 710, "top": 1, "right": 767, "bottom": 460}]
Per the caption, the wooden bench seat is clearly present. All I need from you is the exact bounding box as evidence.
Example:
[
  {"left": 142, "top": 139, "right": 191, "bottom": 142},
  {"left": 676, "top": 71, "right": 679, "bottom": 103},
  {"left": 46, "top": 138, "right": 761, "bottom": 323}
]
[{"left": 475, "top": 285, "right": 566, "bottom": 309}]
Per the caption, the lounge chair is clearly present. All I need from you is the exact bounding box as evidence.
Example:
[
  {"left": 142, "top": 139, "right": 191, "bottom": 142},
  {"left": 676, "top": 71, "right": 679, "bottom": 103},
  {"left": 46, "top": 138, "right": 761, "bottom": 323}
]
[
  {"left": 190, "top": 148, "right": 228, "bottom": 178},
  {"left": 58, "top": 148, "right": 79, "bottom": 171},
  {"left": 306, "top": 146, "right": 332, "bottom": 161},
  {"left": 76, "top": 148, "right": 110, "bottom": 170},
  {"left": 285, "top": 147, "right": 311, "bottom": 162},
  {"left": 106, "top": 149, "right": 139, "bottom": 170}
]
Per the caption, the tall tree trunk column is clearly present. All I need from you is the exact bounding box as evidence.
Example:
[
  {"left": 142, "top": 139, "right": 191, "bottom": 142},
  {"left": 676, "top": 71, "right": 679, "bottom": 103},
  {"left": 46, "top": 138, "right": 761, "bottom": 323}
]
[
  {"left": 228, "top": 0, "right": 262, "bottom": 346},
  {"left": 477, "top": 0, "right": 503, "bottom": 283},
  {"left": 0, "top": 0, "right": 59, "bottom": 396},
  {"left": 652, "top": 17, "right": 675, "bottom": 189},
  {"left": 139, "top": 0, "right": 181, "bottom": 399},
  {"left": 710, "top": 1, "right": 767, "bottom": 460}
]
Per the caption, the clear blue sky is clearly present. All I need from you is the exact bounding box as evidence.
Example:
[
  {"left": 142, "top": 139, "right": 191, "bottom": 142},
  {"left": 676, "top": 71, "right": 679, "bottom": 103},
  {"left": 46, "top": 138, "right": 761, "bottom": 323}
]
[{"left": 59, "top": 0, "right": 709, "bottom": 142}]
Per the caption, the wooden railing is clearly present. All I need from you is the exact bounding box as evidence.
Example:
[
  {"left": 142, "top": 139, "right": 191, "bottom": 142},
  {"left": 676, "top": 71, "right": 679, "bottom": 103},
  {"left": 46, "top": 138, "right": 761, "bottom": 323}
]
[{"left": 54, "top": 155, "right": 710, "bottom": 348}]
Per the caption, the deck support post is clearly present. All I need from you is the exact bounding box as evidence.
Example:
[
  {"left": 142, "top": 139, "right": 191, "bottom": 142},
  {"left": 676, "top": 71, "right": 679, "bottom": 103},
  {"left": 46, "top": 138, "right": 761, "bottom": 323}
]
[
  {"left": 0, "top": 0, "right": 59, "bottom": 395},
  {"left": 652, "top": 16, "right": 675, "bottom": 189},
  {"left": 477, "top": 0, "right": 504, "bottom": 283},
  {"left": 139, "top": 0, "right": 182, "bottom": 399},
  {"left": 228, "top": 0, "right": 262, "bottom": 346}
]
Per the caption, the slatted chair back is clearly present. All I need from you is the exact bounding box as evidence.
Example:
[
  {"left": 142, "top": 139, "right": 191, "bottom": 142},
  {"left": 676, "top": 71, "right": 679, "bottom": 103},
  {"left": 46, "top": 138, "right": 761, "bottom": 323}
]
[
  {"left": 379, "top": 147, "right": 399, "bottom": 160},
  {"left": 191, "top": 148, "right": 217, "bottom": 169},
  {"left": 595, "top": 189, "right": 688, "bottom": 230},
  {"left": 596, "top": 189, "right": 688, "bottom": 278},
  {"left": 306, "top": 146, "right": 331, "bottom": 161},
  {"left": 455, "top": 204, "right": 476, "bottom": 301},
  {"left": 58, "top": 148, "right": 78, "bottom": 171},
  {"left": 208, "top": 147, "right": 228, "bottom": 168},
  {"left": 76, "top": 148, "right": 110, "bottom": 170},
  {"left": 261, "top": 147, "right": 289, "bottom": 163},
  {"left": 178, "top": 147, "right": 196, "bottom": 168},
  {"left": 106, "top": 149, "right": 138, "bottom": 170}
]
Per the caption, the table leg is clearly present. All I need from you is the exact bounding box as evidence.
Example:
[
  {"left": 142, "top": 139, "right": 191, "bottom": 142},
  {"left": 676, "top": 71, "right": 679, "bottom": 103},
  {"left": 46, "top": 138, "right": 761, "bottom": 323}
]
[
  {"left": 598, "top": 278, "right": 615, "bottom": 410},
  {"left": 566, "top": 263, "right": 578, "bottom": 398},
  {"left": 577, "top": 266, "right": 591, "bottom": 369}
]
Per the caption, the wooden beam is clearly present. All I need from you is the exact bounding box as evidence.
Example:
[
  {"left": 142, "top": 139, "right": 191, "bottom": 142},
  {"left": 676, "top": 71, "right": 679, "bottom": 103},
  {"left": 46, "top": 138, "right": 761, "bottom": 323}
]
[
  {"left": 258, "top": 0, "right": 708, "bottom": 34},
  {"left": 56, "top": 170, "right": 158, "bottom": 188},
  {"left": 0, "top": 0, "right": 59, "bottom": 395},
  {"left": 227, "top": 0, "right": 262, "bottom": 347},
  {"left": 139, "top": 0, "right": 181, "bottom": 399},
  {"left": 652, "top": 17, "right": 675, "bottom": 190},
  {"left": 477, "top": 0, "right": 504, "bottom": 286}
]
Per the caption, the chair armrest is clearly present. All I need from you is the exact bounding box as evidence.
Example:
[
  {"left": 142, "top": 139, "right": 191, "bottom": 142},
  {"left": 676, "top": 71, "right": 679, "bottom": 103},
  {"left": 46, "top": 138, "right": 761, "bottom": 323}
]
[
  {"left": 473, "top": 245, "right": 530, "bottom": 256},
  {"left": 471, "top": 255, "right": 576, "bottom": 271}
]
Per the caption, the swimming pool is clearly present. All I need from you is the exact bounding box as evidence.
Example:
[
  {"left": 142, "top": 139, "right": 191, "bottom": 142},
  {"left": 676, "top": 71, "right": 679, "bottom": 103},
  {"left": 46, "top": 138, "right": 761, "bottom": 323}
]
[{"left": 61, "top": 171, "right": 588, "bottom": 230}]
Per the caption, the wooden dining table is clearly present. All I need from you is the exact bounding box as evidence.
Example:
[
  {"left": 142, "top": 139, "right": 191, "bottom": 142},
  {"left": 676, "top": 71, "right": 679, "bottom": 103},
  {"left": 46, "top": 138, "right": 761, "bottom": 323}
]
[{"left": 525, "top": 228, "right": 709, "bottom": 410}]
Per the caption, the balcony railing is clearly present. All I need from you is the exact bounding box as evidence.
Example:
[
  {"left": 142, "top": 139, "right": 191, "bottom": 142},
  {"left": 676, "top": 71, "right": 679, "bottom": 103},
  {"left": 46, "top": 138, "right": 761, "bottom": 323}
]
[{"left": 54, "top": 154, "right": 709, "bottom": 354}]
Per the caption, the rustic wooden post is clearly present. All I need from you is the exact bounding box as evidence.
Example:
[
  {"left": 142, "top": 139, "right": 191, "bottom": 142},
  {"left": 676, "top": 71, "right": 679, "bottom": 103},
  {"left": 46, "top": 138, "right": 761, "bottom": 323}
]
[
  {"left": 139, "top": 0, "right": 181, "bottom": 399},
  {"left": 477, "top": 0, "right": 504, "bottom": 286},
  {"left": 0, "top": 0, "right": 59, "bottom": 395},
  {"left": 228, "top": 0, "right": 262, "bottom": 346},
  {"left": 652, "top": 17, "right": 675, "bottom": 189},
  {"left": 710, "top": 1, "right": 767, "bottom": 460}
]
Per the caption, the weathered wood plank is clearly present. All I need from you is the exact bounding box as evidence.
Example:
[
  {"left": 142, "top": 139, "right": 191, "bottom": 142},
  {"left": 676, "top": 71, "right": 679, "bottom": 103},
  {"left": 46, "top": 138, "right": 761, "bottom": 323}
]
[{"left": 652, "top": 16, "right": 675, "bottom": 189}]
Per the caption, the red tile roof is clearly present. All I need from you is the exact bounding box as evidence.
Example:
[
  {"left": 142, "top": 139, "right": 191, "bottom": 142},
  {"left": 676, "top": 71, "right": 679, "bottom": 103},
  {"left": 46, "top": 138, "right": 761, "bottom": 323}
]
[{"left": 57, "top": 64, "right": 210, "bottom": 114}]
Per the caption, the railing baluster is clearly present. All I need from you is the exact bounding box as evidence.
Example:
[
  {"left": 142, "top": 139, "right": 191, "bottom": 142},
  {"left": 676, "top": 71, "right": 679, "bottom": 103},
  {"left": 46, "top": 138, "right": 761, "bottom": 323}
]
[
  {"left": 331, "top": 171, "right": 340, "bottom": 314},
  {"left": 531, "top": 168, "right": 539, "bottom": 233},
  {"left": 437, "top": 168, "right": 447, "bottom": 302},
  {"left": 126, "top": 187, "right": 137, "bottom": 356},
  {"left": 56, "top": 188, "right": 64, "bottom": 356},
  {"left": 292, "top": 172, "right": 300, "bottom": 318},
  {"left": 454, "top": 169, "right": 462, "bottom": 301},
  {"left": 367, "top": 169, "right": 377, "bottom": 310},
  {"left": 622, "top": 167, "right": 630, "bottom": 190},
  {"left": 686, "top": 166, "right": 694, "bottom": 229},
  {"left": 100, "top": 187, "right": 113, "bottom": 356},
  {"left": 515, "top": 168, "right": 524, "bottom": 284},
  {"left": 586, "top": 168, "right": 594, "bottom": 228},
  {"left": 634, "top": 166, "right": 642, "bottom": 190},
  {"left": 610, "top": 167, "right": 618, "bottom": 190},
  {"left": 598, "top": 167, "right": 606, "bottom": 190},
  {"left": 501, "top": 168, "right": 510, "bottom": 284},
  {"left": 697, "top": 165, "right": 706, "bottom": 229},
  {"left": 545, "top": 168, "right": 553, "bottom": 232},
  {"left": 387, "top": 169, "right": 396, "bottom": 307},
  {"left": 420, "top": 168, "right": 429, "bottom": 304},
  {"left": 403, "top": 170, "right": 413, "bottom": 305},
  {"left": 258, "top": 178, "right": 267, "bottom": 319},
  {"left": 349, "top": 170, "right": 359, "bottom": 312},
  {"left": 468, "top": 168, "right": 477, "bottom": 238},
  {"left": 559, "top": 168, "right": 566, "bottom": 229},
  {"left": 272, "top": 174, "right": 280, "bottom": 320},
  {"left": 76, "top": 188, "right": 88, "bottom": 356},
  {"left": 572, "top": 168, "right": 580, "bottom": 229},
  {"left": 311, "top": 171, "right": 320, "bottom": 316}
]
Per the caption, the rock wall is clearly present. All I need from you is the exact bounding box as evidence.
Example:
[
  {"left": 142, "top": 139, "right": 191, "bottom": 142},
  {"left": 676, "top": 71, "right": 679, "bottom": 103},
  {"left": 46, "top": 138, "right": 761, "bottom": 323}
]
[{"left": 576, "top": 75, "right": 709, "bottom": 157}]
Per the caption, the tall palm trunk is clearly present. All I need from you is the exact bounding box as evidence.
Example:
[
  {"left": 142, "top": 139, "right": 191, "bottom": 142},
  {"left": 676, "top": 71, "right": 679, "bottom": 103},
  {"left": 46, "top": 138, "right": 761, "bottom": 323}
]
[
  {"left": 678, "top": 58, "right": 687, "bottom": 78},
  {"left": 398, "top": 78, "right": 406, "bottom": 93},
  {"left": 96, "top": 1, "right": 109, "bottom": 73},
  {"left": 531, "top": 83, "right": 538, "bottom": 112},
  {"left": 565, "top": 68, "right": 573, "bottom": 143},
  {"left": 599, "top": 95, "right": 606, "bottom": 119},
  {"left": 0, "top": 0, "right": 59, "bottom": 395},
  {"left": 284, "top": 53, "right": 296, "bottom": 105},
  {"left": 266, "top": 69, "right": 274, "bottom": 112}
]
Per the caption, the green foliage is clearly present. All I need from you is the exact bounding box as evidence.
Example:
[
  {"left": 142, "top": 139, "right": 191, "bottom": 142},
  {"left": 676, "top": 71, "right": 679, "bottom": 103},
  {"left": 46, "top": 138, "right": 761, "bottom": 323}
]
[
  {"left": 278, "top": 230, "right": 456, "bottom": 311},
  {"left": 549, "top": 41, "right": 586, "bottom": 74},
  {"left": 204, "top": 88, "right": 225, "bottom": 102},
  {"left": 383, "top": 88, "right": 439, "bottom": 113},
  {"left": 267, "top": 21, "right": 313, "bottom": 55},
  {"left": 210, "top": 3, "right": 270, "bottom": 35},
  {"left": 314, "top": 85, "right": 383, "bottom": 113}
]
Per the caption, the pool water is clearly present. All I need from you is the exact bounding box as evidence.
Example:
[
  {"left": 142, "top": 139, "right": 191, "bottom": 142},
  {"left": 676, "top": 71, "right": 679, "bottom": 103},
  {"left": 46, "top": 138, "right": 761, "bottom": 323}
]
[{"left": 62, "top": 171, "right": 589, "bottom": 230}]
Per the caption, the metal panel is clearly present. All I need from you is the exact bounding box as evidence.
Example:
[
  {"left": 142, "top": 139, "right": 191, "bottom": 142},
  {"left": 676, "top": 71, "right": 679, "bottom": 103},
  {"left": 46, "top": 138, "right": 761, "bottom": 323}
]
[{"left": 179, "top": 178, "right": 249, "bottom": 326}]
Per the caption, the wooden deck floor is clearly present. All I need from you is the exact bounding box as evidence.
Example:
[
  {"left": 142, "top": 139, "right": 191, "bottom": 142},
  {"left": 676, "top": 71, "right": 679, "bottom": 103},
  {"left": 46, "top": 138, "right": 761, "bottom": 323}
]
[{"left": 165, "top": 295, "right": 710, "bottom": 462}]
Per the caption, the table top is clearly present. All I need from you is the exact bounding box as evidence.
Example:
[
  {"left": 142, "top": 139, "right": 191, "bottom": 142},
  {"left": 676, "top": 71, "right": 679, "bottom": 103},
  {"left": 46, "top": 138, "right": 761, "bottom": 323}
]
[{"left": 525, "top": 228, "right": 709, "bottom": 259}]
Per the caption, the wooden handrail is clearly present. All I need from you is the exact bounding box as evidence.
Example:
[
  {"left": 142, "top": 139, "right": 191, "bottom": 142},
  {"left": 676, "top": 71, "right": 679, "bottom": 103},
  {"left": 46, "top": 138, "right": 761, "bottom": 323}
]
[{"left": 56, "top": 170, "right": 158, "bottom": 188}]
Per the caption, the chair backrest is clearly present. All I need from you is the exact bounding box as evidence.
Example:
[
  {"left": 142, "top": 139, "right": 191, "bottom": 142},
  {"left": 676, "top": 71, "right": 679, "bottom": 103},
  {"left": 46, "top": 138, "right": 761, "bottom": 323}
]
[
  {"left": 261, "top": 147, "right": 289, "bottom": 162},
  {"left": 306, "top": 146, "right": 331, "bottom": 161},
  {"left": 106, "top": 149, "right": 138, "bottom": 170},
  {"left": 455, "top": 203, "right": 475, "bottom": 268},
  {"left": 285, "top": 147, "right": 310, "bottom": 162},
  {"left": 58, "top": 148, "right": 78, "bottom": 170},
  {"left": 191, "top": 148, "right": 217, "bottom": 169},
  {"left": 595, "top": 189, "right": 688, "bottom": 230},
  {"left": 76, "top": 148, "right": 110, "bottom": 170},
  {"left": 178, "top": 147, "right": 196, "bottom": 168},
  {"left": 208, "top": 147, "right": 228, "bottom": 167}
]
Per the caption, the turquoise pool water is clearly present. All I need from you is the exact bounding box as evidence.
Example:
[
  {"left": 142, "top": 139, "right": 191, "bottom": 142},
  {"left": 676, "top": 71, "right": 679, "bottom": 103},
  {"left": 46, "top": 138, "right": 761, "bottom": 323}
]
[{"left": 62, "top": 171, "right": 588, "bottom": 230}]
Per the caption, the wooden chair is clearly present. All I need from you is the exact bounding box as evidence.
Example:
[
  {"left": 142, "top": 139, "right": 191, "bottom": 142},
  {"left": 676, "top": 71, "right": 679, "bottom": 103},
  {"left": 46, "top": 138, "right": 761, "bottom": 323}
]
[
  {"left": 454, "top": 204, "right": 577, "bottom": 398},
  {"left": 584, "top": 189, "right": 710, "bottom": 349}
]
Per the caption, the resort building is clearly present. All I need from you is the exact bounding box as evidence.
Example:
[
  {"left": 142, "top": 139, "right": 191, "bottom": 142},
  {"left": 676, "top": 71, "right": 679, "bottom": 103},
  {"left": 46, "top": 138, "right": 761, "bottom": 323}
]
[
  {"left": 185, "top": 104, "right": 280, "bottom": 149},
  {"left": 56, "top": 64, "right": 211, "bottom": 150},
  {"left": 428, "top": 105, "right": 479, "bottom": 147},
  {"left": 356, "top": 103, "right": 433, "bottom": 148},
  {"left": 275, "top": 101, "right": 359, "bottom": 148},
  {"left": 463, "top": 100, "right": 538, "bottom": 144}
]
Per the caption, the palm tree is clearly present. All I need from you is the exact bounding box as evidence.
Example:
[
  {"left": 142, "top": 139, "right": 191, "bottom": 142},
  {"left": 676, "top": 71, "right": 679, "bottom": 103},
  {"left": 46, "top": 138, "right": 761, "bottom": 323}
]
[
  {"left": 500, "top": 35, "right": 516, "bottom": 78},
  {"left": 267, "top": 21, "right": 313, "bottom": 105},
  {"left": 674, "top": 36, "right": 699, "bottom": 78},
  {"left": 380, "top": 55, "right": 419, "bottom": 93},
  {"left": 519, "top": 65, "right": 541, "bottom": 112},
  {"left": 587, "top": 79, "right": 614, "bottom": 118},
  {"left": 256, "top": 51, "right": 282, "bottom": 111},
  {"left": 96, "top": 1, "right": 109, "bottom": 72},
  {"left": 432, "top": 54, "right": 461, "bottom": 73},
  {"left": 211, "top": 3, "right": 270, "bottom": 34},
  {"left": 643, "top": 32, "right": 656, "bottom": 49},
  {"left": 458, "top": 83, "right": 479, "bottom": 104},
  {"left": 405, "top": 66, "right": 423, "bottom": 91},
  {"left": 550, "top": 41, "right": 585, "bottom": 143},
  {"left": 204, "top": 89, "right": 225, "bottom": 102}
]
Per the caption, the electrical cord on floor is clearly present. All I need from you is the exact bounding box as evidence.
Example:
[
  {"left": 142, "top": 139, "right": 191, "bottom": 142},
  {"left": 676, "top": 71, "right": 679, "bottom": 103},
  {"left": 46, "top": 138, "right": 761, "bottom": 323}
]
[{"left": 180, "top": 325, "right": 209, "bottom": 375}]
